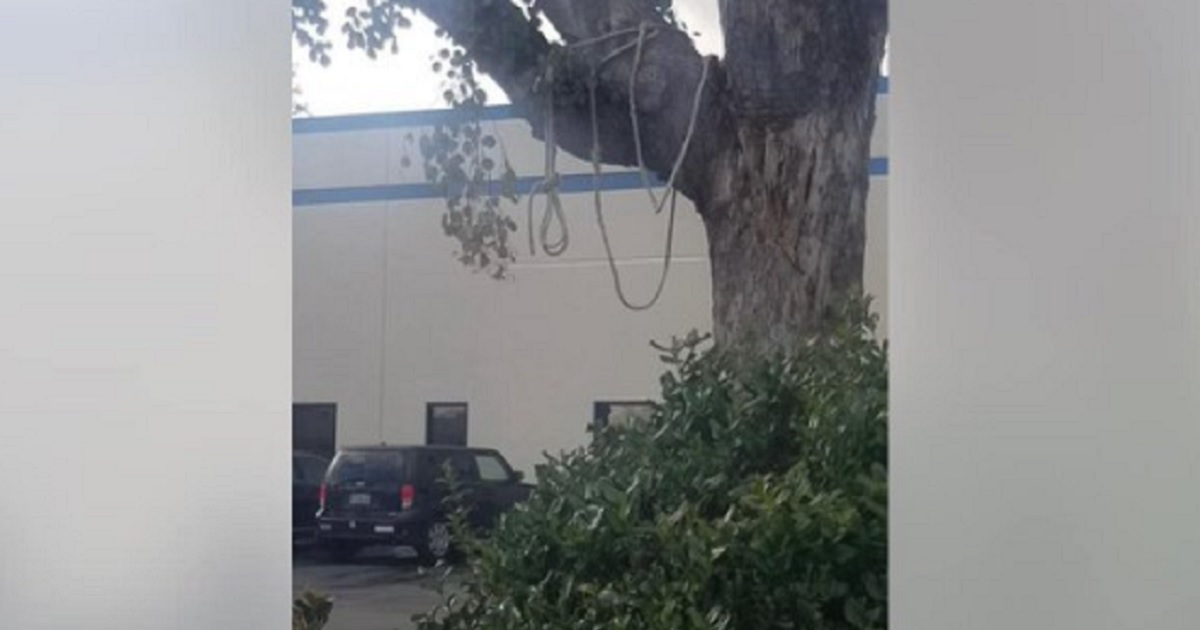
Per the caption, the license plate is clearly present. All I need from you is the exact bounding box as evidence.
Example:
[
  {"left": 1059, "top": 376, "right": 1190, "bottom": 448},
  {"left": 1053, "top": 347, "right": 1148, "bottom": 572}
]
[
  {"left": 348, "top": 493, "right": 371, "bottom": 506},
  {"left": 374, "top": 525, "right": 395, "bottom": 534}
]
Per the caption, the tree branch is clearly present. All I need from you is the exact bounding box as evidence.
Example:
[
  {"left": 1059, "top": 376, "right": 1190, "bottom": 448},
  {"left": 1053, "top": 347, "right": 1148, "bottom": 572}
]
[
  {"left": 719, "top": 0, "right": 887, "bottom": 119},
  {"left": 406, "top": 0, "right": 551, "bottom": 104},
  {"left": 409, "top": 0, "right": 735, "bottom": 205}
]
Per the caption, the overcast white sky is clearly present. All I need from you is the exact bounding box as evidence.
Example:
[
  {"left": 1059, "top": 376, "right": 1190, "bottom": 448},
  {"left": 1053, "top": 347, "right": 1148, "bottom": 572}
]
[{"left": 292, "top": 0, "right": 885, "bottom": 117}]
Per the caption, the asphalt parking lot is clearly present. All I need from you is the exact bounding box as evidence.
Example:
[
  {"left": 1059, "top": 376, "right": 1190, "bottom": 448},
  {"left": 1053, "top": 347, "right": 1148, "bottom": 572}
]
[{"left": 293, "top": 546, "right": 458, "bottom": 630}]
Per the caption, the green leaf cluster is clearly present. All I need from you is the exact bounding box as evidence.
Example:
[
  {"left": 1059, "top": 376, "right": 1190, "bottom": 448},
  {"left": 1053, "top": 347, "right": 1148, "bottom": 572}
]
[
  {"left": 293, "top": 590, "right": 334, "bottom": 630},
  {"left": 417, "top": 297, "right": 888, "bottom": 630}
]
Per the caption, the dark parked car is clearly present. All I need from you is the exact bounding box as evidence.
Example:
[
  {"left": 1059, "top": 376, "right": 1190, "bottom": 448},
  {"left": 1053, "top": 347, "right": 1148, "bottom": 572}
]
[
  {"left": 293, "top": 451, "right": 331, "bottom": 546},
  {"left": 316, "top": 445, "right": 533, "bottom": 564}
]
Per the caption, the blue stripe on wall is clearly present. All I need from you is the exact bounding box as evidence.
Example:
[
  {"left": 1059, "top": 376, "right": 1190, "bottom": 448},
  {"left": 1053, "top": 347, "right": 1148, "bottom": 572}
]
[
  {"left": 294, "top": 158, "right": 888, "bottom": 207},
  {"left": 293, "top": 78, "right": 890, "bottom": 135},
  {"left": 293, "top": 105, "right": 519, "bottom": 134}
]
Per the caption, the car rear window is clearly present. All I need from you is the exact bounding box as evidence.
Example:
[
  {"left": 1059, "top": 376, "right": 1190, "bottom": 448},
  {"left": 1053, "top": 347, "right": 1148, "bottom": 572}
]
[
  {"left": 414, "top": 450, "right": 477, "bottom": 485},
  {"left": 474, "top": 453, "right": 511, "bottom": 482},
  {"left": 327, "top": 450, "right": 406, "bottom": 484}
]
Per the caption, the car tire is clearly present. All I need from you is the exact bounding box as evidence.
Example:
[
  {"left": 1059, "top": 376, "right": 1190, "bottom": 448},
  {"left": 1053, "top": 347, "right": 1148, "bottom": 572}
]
[
  {"left": 415, "top": 521, "right": 453, "bottom": 567},
  {"left": 324, "top": 541, "right": 361, "bottom": 564}
]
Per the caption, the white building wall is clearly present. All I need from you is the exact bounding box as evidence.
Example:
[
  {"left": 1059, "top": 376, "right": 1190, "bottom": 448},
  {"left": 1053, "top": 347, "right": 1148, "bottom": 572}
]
[{"left": 294, "top": 91, "right": 888, "bottom": 475}]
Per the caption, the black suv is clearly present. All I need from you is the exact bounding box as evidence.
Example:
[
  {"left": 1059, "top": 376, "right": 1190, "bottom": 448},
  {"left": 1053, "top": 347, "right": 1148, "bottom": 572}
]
[
  {"left": 293, "top": 451, "right": 331, "bottom": 546},
  {"left": 315, "top": 445, "right": 533, "bottom": 564}
]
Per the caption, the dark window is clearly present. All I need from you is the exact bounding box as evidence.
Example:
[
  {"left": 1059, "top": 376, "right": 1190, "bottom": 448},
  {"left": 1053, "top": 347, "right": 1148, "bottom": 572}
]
[
  {"left": 327, "top": 451, "right": 406, "bottom": 484},
  {"left": 592, "top": 400, "right": 655, "bottom": 431},
  {"left": 447, "top": 452, "right": 478, "bottom": 483},
  {"left": 416, "top": 450, "right": 443, "bottom": 484},
  {"left": 474, "top": 453, "right": 511, "bottom": 483},
  {"left": 420, "top": 450, "right": 477, "bottom": 485},
  {"left": 426, "top": 402, "right": 468, "bottom": 446},
  {"left": 296, "top": 455, "right": 329, "bottom": 483},
  {"left": 293, "top": 403, "right": 337, "bottom": 459}
]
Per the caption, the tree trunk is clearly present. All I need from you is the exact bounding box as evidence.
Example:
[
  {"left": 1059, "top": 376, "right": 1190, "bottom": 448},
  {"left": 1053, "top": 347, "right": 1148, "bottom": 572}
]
[
  {"left": 701, "top": 103, "right": 877, "bottom": 353},
  {"left": 403, "top": 0, "right": 887, "bottom": 353}
]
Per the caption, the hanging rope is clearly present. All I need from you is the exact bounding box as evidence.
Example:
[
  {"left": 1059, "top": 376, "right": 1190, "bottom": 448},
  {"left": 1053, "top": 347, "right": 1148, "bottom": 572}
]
[
  {"left": 524, "top": 23, "right": 710, "bottom": 311},
  {"left": 628, "top": 22, "right": 662, "bottom": 211},
  {"left": 526, "top": 64, "right": 569, "bottom": 257},
  {"left": 567, "top": 25, "right": 657, "bottom": 54},
  {"left": 589, "top": 50, "right": 710, "bottom": 311}
]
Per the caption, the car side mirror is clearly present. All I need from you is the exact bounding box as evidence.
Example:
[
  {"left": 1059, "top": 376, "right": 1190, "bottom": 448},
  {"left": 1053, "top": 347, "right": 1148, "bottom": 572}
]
[{"left": 512, "top": 470, "right": 525, "bottom": 482}]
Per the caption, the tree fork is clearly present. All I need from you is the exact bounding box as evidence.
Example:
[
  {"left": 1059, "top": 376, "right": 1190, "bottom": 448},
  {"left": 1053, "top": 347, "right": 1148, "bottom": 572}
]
[{"left": 406, "top": 0, "right": 886, "bottom": 351}]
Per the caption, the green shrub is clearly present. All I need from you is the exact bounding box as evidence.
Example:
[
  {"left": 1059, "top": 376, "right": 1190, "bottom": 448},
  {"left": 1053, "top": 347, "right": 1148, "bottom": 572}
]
[
  {"left": 293, "top": 590, "right": 333, "bottom": 630},
  {"left": 417, "top": 299, "right": 888, "bottom": 630}
]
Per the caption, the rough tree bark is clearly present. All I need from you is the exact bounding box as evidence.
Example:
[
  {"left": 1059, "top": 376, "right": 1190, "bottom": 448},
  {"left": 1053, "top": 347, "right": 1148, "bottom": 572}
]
[{"left": 410, "top": 0, "right": 887, "bottom": 354}]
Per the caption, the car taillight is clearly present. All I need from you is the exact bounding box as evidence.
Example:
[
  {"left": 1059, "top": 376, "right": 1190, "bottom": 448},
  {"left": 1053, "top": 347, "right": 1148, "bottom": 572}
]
[
  {"left": 318, "top": 483, "right": 328, "bottom": 510},
  {"left": 400, "top": 484, "right": 415, "bottom": 510}
]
